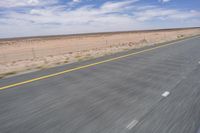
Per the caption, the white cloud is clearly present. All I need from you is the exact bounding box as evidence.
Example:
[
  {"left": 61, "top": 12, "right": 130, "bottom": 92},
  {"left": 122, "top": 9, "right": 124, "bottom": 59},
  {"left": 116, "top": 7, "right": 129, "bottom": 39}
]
[
  {"left": 73, "top": 0, "right": 80, "bottom": 2},
  {"left": 159, "top": 0, "right": 171, "bottom": 3},
  {"left": 101, "top": 0, "right": 138, "bottom": 12},
  {"left": 0, "top": 0, "right": 199, "bottom": 38},
  {"left": 17, "top": 0, "right": 139, "bottom": 25},
  {"left": 135, "top": 8, "right": 200, "bottom": 21},
  {"left": 0, "top": 0, "right": 58, "bottom": 7}
]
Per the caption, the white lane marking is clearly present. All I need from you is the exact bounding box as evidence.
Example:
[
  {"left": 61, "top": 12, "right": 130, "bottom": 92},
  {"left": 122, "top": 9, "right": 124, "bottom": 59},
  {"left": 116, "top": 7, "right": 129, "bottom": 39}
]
[
  {"left": 198, "top": 61, "right": 200, "bottom": 64},
  {"left": 126, "top": 120, "right": 138, "bottom": 130},
  {"left": 162, "top": 91, "right": 170, "bottom": 97}
]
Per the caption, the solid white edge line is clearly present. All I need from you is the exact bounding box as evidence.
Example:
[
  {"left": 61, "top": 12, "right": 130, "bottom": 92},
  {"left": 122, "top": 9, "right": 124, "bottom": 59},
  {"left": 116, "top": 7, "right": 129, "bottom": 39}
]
[
  {"left": 126, "top": 119, "right": 138, "bottom": 130},
  {"left": 162, "top": 91, "right": 170, "bottom": 97}
]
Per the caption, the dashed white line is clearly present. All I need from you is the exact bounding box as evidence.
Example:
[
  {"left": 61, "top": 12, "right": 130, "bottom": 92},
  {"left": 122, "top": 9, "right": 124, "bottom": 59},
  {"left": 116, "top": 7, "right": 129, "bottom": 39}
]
[
  {"left": 162, "top": 91, "right": 170, "bottom": 97},
  {"left": 198, "top": 61, "right": 200, "bottom": 64},
  {"left": 126, "top": 119, "right": 138, "bottom": 130},
  {"left": 126, "top": 91, "right": 171, "bottom": 130}
]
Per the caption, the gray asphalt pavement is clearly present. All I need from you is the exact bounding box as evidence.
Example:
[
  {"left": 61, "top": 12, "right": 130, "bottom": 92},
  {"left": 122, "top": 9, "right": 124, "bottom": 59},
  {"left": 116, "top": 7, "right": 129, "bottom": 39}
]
[{"left": 0, "top": 37, "right": 200, "bottom": 133}]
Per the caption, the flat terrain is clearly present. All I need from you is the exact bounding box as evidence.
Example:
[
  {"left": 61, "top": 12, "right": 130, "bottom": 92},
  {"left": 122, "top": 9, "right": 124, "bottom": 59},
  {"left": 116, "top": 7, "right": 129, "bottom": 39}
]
[
  {"left": 0, "top": 28, "right": 199, "bottom": 78},
  {"left": 0, "top": 37, "right": 200, "bottom": 133}
]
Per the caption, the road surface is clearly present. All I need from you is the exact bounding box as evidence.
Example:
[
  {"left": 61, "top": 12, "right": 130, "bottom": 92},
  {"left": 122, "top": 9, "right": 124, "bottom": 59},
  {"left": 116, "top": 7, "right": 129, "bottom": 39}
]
[{"left": 0, "top": 37, "right": 200, "bottom": 133}]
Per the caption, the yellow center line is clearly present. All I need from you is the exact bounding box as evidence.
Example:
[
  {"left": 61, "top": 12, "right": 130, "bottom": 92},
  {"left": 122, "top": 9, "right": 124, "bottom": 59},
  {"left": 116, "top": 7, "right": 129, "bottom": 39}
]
[{"left": 0, "top": 36, "right": 198, "bottom": 90}]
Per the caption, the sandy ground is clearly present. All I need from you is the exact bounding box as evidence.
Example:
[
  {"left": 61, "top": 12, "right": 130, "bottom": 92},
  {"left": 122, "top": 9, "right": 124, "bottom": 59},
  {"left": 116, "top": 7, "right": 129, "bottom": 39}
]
[{"left": 0, "top": 28, "right": 200, "bottom": 78}]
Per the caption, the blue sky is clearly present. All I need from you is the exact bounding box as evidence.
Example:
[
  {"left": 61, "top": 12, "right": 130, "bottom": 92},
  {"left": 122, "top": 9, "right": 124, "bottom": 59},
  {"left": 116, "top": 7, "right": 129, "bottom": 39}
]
[{"left": 0, "top": 0, "right": 199, "bottom": 38}]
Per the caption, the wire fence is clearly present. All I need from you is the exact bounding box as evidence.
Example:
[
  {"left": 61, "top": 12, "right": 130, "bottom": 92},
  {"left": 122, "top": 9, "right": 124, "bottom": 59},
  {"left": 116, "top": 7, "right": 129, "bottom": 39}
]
[
  {"left": 0, "top": 32, "right": 198, "bottom": 64},
  {"left": 0, "top": 42, "right": 135, "bottom": 63}
]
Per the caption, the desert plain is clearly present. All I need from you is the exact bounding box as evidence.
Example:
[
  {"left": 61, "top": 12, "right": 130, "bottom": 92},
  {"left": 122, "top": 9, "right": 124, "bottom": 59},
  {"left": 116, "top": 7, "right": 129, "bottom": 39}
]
[{"left": 0, "top": 28, "right": 200, "bottom": 78}]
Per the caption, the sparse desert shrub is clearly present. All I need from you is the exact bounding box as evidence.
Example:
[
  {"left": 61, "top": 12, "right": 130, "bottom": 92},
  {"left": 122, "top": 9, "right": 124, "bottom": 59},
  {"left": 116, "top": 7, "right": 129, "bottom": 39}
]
[
  {"left": 64, "top": 60, "right": 68, "bottom": 63},
  {"left": 86, "top": 53, "right": 91, "bottom": 57},
  {"left": 36, "top": 66, "right": 45, "bottom": 69},
  {"left": 141, "top": 39, "right": 148, "bottom": 43},
  {"left": 128, "top": 42, "right": 134, "bottom": 46},
  {"left": 177, "top": 35, "right": 184, "bottom": 38},
  {"left": 0, "top": 71, "right": 17, "bottom": 78},
  {"left": 123, "top": 48, "right": 130, "bottom": 51},
  {"left": 78, "top": 58, "right": 84, "bottom": 62},
  {"left": 75, "top": 55, "right": 81, "bottom": 58}
]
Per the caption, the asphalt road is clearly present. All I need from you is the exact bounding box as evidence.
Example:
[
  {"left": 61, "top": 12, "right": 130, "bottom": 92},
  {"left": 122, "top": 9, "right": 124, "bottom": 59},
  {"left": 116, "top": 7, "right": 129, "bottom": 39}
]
[{"left": 0, "top": 37, "right": 200, "bottom": 133}]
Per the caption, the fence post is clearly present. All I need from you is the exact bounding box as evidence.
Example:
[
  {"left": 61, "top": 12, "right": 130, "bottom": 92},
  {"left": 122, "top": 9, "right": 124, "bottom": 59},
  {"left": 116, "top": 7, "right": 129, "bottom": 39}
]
[
  {"left": 2, "top": 52, "right": 7, "bottom": 63},
  {"left": 32, "top": 48, "right": 36, "bottom": 59},
  {"left": 164, "top": 32, "right": 166, "bottom": 40}
]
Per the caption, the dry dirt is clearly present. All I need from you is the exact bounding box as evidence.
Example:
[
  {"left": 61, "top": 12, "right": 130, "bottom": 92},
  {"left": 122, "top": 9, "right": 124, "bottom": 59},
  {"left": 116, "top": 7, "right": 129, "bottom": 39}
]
[{"left": 0, "top": 28, "right": 200, "bottom": 78}]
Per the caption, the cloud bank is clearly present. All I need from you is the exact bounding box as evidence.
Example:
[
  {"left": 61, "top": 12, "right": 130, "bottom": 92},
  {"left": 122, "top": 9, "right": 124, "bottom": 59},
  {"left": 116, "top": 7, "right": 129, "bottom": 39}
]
[{"left": 0, "top": 0, "right": 199, "bottom": 38}]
